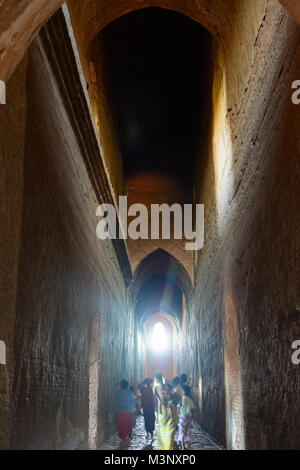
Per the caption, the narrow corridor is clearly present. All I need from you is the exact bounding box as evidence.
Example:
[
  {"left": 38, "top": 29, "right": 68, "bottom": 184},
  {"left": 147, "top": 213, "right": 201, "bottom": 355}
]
[
  {"left": 99, "top": 416, "right": 223, "bottom": 451},
  {"left": 0, "top": 0, "right": 300, "bottom": 452}
]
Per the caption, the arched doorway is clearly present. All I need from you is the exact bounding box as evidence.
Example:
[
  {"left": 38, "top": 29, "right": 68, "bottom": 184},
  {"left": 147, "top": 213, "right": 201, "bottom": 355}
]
[
  {"left": 144, "top": 313, "right": 176, "bottom": 380},
  {"left": 132, "top": 249, "right": 193, "bottom": 383}
]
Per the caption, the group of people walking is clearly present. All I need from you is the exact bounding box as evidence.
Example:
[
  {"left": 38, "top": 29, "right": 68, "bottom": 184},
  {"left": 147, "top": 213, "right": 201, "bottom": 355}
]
[{"left": 115, "top": 373, "right": 195, "bottom": 450}]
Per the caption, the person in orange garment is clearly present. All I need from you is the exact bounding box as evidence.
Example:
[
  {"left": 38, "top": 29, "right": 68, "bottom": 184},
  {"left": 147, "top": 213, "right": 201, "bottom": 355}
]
[
  {"left": 138, "top": 378, "right": 155, "bottom": 440},
  {"left": 115, "top": 380, "right": 137, "bottom": 449}
]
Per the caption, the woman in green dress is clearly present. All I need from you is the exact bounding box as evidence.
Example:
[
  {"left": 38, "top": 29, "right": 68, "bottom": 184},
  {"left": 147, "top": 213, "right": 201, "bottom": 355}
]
[{"left": 155, "top": 384, "right": 178, "bottom": 450}]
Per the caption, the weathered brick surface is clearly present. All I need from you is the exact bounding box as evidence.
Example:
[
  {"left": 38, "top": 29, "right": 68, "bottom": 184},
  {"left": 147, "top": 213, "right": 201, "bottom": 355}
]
[
  {"left": 0, "top": 56, "right": 28, "bottom": 450},
  {"left": 0, "top": 0, "right": 300, "bottom": 451},
  {"left": 187, "top": 3, "right": 300, "bottom": 449},
  {"left": 0, "top": 37, "right": 142, "bottom": 449}
]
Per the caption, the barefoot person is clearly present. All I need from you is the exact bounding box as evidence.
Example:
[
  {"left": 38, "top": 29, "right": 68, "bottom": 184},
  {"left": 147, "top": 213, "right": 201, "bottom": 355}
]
[
  {"left": 138, "top": 378, "right": 155, "bottom": 440},
  {"left": 156, "top": 384, "right": 178, "bottom": 450},
  {"left": 177, "top": 384, "right": 195, "bottom": 450},
  {"left": 115, "top": 380, "right": 137, "bottom": 449},
  {"left": 171, "top": 376, "right": 183, "bottom": 405},
  {"left": 153, "top": 373, "right": 164, "bottom": 416}
]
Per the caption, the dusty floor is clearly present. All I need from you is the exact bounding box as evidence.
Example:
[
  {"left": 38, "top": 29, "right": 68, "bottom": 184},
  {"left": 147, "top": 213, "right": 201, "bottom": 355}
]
[{"left": 99, "top": 415, "right": 224, "bottom": 451}]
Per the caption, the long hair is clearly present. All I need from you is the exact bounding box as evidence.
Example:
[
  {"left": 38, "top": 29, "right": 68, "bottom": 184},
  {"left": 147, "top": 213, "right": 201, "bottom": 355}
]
[
  {"left": 144, "top": 378, "right": 153, "bottom": 387},
  {"left": 158, "top": 384, "right": 171, "bottom": 416}
]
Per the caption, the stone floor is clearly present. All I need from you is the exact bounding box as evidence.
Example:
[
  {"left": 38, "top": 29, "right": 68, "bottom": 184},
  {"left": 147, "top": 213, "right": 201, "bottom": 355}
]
[{"left": 99, "top": 415, "right": 224, "bottom": 451}]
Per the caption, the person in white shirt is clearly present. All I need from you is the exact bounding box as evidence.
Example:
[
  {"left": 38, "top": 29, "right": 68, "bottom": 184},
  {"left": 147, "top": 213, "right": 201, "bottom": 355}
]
[
  {"left": 177, "top": 384, "right": 195, "bottom": 449},
  {"left": 171, "top": 376, "right": 183, "bottom": 405}
]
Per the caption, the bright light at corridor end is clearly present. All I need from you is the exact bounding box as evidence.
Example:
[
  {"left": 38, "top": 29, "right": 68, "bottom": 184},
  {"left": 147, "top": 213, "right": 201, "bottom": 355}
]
[{"left": 150, "top": 322, "right": 169, "bottom": 352}]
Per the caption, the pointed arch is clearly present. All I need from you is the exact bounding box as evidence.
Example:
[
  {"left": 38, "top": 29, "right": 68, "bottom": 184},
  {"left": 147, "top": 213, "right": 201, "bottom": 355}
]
[
  {"left": 130, "top": 248, "right": 193, "bottom": 332},
  {"left": 131, "top": 248, "right": 193, "bottom": 302}
]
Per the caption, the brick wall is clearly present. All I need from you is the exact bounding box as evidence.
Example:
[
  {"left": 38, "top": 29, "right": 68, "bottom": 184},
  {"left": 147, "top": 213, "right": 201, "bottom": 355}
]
[{"left": 0, "top": 35, "right": 142, "bottom": 449}]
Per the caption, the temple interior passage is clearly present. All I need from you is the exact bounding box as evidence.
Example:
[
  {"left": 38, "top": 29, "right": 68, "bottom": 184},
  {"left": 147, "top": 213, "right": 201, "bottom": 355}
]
[
  {"left": 0, "top": 0, "right": 300, "bottom": 450},
  {"left": 99, "top": 415, "right": 224, "bottom": 450}
]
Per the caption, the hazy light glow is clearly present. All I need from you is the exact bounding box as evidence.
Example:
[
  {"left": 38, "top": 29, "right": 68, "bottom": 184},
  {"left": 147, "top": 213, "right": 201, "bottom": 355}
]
[{"left": 150, "top": 322, "right": 169, "bottom": 352}]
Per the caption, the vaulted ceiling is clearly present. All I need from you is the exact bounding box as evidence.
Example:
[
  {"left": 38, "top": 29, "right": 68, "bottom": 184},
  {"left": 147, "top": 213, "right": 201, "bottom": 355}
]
[{"left": 100, "top": 8, "right": 211, "bottom": 186}]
